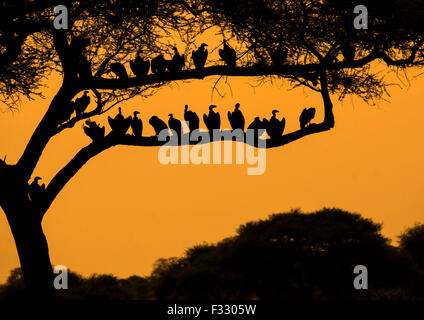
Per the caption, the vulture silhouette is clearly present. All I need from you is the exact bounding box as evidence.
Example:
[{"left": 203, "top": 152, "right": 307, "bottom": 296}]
[
  {"left": 192, "top": 43, "right": 208, "bottom": 69},
  {"left": 28, "top": 177, "right": 45, "bottom": 203},
  {"left": 269, "top": 47, "right": 288, "bottom": 67},
  {"left": 83, "top": 120, "right": 105, "bottom": 142},
  {"left": 247, "top": 117, "right": 266, "bottom": 142},
  {"left": 109, "top": 62, "right": 129, "bottom": 81},
  {"left": 130, "top": 111, "right": 143, "bottom": 137},
  {"left": 227, "top": 103, "right": 245, "bottom": 131},
  {"left": 203, "top": 105, "right": 221, "bottom": 131},
  {"left": 219, "top": 40, "right": 237, "bottom": 68},
  {"left": 248, "top": 117, "right": 265, "bottom": 131},
  {"left": 108, "top": 107, "right": 131, "bottom": 135},
  {"left": 168, "top": 113, "right": 182, "bottom": 136},
  {"left": 340, "top": 44, "right": 356, "bottom": 62},
  {"left": 130, "top": 52, "right": 150, "bottom": 77},
  {"left": 74, "top": 91, "right": 91, "bottom": 116},
  {"left": 149, "top": 116, "right": 168, "bottom": 136},
  {"left": 184, "top": 105, "right": 200, "bottom": 132},
  {"left": 263, "top": 109, "right": 285, "bottom": 140},
  {"left": 167, "top": 47, "right": 185, "bottom": 72},
  {"left": 151, "top": 54, "right": 167, "bottom": 74},
  {"left": 299, "top": 107, "right": 316, "bottom": 129}
]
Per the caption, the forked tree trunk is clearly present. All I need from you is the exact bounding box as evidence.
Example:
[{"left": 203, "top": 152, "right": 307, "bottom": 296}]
[{"left": 1, "top": 175, "right": 55, "bottom": 299}]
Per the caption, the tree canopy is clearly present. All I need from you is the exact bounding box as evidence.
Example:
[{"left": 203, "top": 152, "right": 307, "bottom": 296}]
[
  {"left": 149, "top": 208, "right": 418, "bottom": 299},
  {"left": 0, "top": 0, "right": 423, "bottom": 108}
]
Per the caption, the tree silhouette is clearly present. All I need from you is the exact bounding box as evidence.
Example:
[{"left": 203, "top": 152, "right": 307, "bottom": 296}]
[
  {"left": 1, "top": 209, "right": 424, "bottom": 300},
  {"left": 0, "top": 0, "right": 423, "bottom": 298},
  {"left": 149, "top": 209, "right": 418, "bottom": 299},
  {"left": 400, "top": 224, "right": 424, "bottom": 269}
]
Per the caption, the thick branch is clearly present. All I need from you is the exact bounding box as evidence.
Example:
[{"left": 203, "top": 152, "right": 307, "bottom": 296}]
[{"left": 16, "top": 85, "right": 77, "bottom": 181}]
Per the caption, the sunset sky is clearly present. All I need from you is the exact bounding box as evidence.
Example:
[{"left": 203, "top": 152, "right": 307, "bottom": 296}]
[{"left": 1, "top": 64, "right": 424, "bottom": 283}]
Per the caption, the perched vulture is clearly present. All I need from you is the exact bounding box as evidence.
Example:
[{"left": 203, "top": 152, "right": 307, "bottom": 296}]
[
  {"left": 299, "top": 107, "right": 316, "bottom": 129},
  {"left": 219, "top": 40, "right": 236, "bottom": 68},
  {"left": 203, "top": 105, "right": 221, "bottom": 131},
  {"left": 263, "top": 109, "right": 285, "bottom": 140},
  {"left": 227, "top": 103, "right": 245, "bottom": 131},
  {"left": 184, "top": 105, "right": 200, "bottom": 132},
  {"left": 192, "top": 43, "right": 208, "bottom": 69}
]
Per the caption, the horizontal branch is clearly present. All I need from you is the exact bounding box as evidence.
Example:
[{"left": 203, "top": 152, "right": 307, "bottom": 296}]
[
  {"left": 43, "top": 72, "right": 335, "bottom": 217},
  {"left": 75, "top": 47, "right": 424, "bottom": 92},
  {"left": 81, "top": 55, "right": 380, "bottom": 90},
  {"left": 44, "top": 120, "right": 332, "bottom": 213}
]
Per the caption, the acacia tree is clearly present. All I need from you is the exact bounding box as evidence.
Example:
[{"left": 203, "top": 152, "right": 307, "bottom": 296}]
[{"left": 0, "top": 0, "right": 423, "bottom": 298}]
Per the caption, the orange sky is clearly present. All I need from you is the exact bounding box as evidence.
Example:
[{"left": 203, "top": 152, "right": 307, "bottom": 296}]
[{"left": 1, "top": 67, "right": 424, "bottom": 283}]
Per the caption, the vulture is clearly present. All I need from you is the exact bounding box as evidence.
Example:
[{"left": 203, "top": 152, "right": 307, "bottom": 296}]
[
  {"left": 192, "top": 43, "right": 208, "bottom": 69},
  {"left": 227, "top": 103, "right": 245, "bottom": 131},
  {"left": 263, "top": 109, "right": 285, "bottom": 140},
  {"left": 219, "top": 40, "right": 237, "bottom": 68},
  {"left": 184, "top": 105, "right": 199, "bottom": 132},
  {"left": 130, "top": 111, "right": 143, "bottom": 137},
  {"left": 108, "top": 107, "right": 131, "bottom": 135},
  {"left": 299, "top": 107, "right": 316, "bottom": 129},
  {"left": 340, "top": 44, "right": 356, "bottom": 62},
  {"left": 269, "top": 47, "right": 288, "bottom": 67},
  {"left": 248, "top": 117, "right": 265, "bottom": 131},
  {"left": 74, "top": 91, "right": 91, "bottom": 116},
  {"left": 151, "top": 54, "right": 167, "bottom": 74},
  {"left": 167, "top": 47, "right": 185, "bottom": 72},
  {"left": 130, "top": 52, "right": 150, "bottom": 77},
  {"left": 149, "top": 116, "right": 168, "bottom": 136},
  {"left": 247, "top": 117, "right": 266, "bottom": 142},
  {"left": 203, "top": 105, "right": 221, "bottom": 131},
  {"left": 28, "top": 177, "right": 45, "bottom": 203},
  {"left": 83, "top": 120, "right": 105, "bottom": 142},
  {"left": 109, "top": 62, "right": 129, "bottom": 81},
  {"left": 168, "top": 113, "right": 182, "bottom": 136}
]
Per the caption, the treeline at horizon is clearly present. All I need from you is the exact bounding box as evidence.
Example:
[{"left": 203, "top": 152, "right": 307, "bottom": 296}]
[{"left": 2, "top": 208, "right": 424, "bottom": 300}]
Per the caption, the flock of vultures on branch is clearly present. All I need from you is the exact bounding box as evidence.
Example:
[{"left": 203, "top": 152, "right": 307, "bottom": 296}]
[
  {"left": 28, "top": 37, "right": 342, "bottom": 201},
  {"left": 58, "top": 39, "right": 322, "bottom": 143},
  {"left": 82, "top": 103, "right": 316, "bottom": 144}
]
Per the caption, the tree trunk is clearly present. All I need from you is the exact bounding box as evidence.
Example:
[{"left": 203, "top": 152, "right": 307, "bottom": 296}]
[
  {"left": 7, "top": 212, "right": 55, "bottom": 299},
  {"left": 1, "top": 170, "right": 55, "bottom": 300}
]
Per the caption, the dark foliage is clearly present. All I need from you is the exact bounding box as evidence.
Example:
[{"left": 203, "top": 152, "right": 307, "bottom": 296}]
[{"left": 2, "top": 208, "right": 423, "bottom": 300}]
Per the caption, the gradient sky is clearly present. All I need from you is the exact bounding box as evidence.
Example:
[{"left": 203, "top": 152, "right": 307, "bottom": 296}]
[{"left": 1, "top": 66, "right": 423, "bottom": 283}]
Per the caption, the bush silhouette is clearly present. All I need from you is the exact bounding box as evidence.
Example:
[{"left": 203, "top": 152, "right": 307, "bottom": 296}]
[
  {"left": 1, "top": 208, "right": 422, "bottom": 300},
  {"left": 150, "top": 208, "right": 417, "bottom": 299}
]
